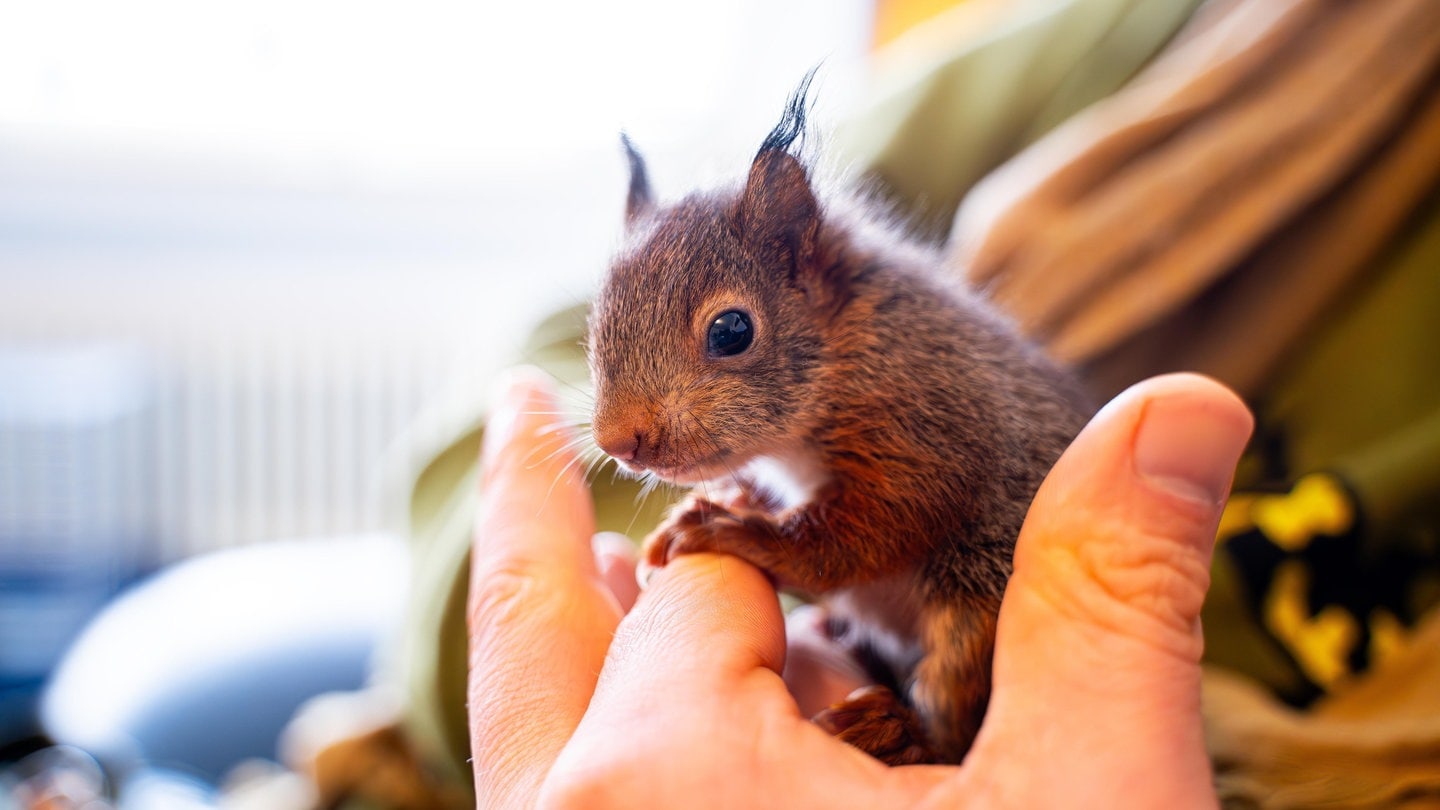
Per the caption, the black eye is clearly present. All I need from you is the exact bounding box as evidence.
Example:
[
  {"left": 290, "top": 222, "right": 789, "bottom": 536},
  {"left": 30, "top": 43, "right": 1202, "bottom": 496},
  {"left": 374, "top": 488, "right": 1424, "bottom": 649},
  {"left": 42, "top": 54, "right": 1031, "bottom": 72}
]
[{"left": 707, "top": 310, "right": 753, "bottom": 357}]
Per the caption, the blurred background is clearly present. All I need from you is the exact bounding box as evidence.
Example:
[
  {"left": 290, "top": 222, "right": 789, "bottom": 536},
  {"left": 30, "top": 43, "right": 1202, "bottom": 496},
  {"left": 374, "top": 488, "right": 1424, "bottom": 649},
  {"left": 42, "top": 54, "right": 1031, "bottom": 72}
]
[
  {"left": 0, "top": 0, "right": 869, "bottom": 803},
  {"left": 9, "top": 0, "right": 1437, "bottom": 806}
]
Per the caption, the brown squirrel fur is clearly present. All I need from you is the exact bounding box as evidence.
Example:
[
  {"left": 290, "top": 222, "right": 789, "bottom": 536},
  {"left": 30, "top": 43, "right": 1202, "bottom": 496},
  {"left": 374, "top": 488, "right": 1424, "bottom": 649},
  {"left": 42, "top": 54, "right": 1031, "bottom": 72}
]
[{"left": 587, "top": 75, "right": 1091, "bottom": 764}]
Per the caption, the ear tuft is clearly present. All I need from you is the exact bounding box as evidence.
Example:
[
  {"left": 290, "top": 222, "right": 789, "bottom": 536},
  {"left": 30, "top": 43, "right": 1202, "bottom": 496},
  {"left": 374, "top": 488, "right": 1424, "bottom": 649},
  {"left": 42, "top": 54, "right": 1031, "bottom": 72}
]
[
  {"left": 755, "top": 65, "right": 818, "bottom": 159},
  {"left": 621, "top": 132, "right": 654, "bottom": 227},
  {"left": 738, "top": 68, "right": 822, "bottom": 273}
]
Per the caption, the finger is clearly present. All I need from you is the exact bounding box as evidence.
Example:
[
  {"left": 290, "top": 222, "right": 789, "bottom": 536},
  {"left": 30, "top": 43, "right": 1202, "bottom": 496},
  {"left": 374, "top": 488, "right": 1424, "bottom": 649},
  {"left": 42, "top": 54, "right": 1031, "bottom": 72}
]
[
  {"left": 475, "top": 367, "right": 594, "bottom": 578},
  {"left": 546, "top": 554, "right": 955, "bottom": 808},
  {"left": 467, "top": 367, "right": 617, "bottom": 808},
  {"left": 570, "top": 553, "right": 793, "bottom": 743},
  {"left": 783, "top": 605, "right": 872, "bottom": 717},
  {"left": 959, "top": 373, "right": 1250, "bottom": 808},
  {"left": 592, "top": 531, "right": 640, "bottom": 613},
  {"left": 543, "top": 554, "right": 795, "bottom": 796},
  {"left": 610, "top": 553, "right": 788, "bottom": 693}
]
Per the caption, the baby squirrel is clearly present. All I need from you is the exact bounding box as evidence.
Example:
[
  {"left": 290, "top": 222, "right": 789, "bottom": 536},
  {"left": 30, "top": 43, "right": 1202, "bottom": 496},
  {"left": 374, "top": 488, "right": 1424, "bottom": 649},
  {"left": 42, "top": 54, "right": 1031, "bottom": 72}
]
[{"left": 587, "top": 75, "right": 1092, "bottom": 765}]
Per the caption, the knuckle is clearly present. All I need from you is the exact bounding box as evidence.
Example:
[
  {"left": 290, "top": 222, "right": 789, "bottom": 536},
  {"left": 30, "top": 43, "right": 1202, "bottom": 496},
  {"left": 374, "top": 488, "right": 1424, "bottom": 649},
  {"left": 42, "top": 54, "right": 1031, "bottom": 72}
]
[
  {"left": 467, "top": 559, "right": 567, "bottom": 635},
  {"left": 1031, "top": 512, "right": 1211, "bottom": 659},
  {"left": 1080, "top": 527, "right": 1210, "bottom": 632}
]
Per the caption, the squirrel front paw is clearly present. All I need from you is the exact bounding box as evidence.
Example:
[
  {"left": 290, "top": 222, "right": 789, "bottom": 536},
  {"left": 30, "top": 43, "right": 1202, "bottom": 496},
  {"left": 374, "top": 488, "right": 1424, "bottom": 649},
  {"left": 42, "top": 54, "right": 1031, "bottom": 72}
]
[
  {"left": 638, "top": 497, "right": 725, "bottom": 585},
  {"left": 637, "top": 495, "right": 775, "bottom": 586},
  {"left": 813, "top": 685, "right": 937, "bottom": 766}
]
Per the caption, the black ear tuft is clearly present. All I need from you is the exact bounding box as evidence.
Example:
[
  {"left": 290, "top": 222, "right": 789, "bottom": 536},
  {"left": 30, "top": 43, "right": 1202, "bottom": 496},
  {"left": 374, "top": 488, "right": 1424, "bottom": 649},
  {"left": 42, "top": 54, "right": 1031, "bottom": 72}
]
[
  {"left": 738, "top": 67, "right": 822, "bottom": 275},
  {"left": 755, "top": 66, "right": 819, "bottom": 160},
  {"left": 621, "top": 132, "right": 654, "bottom": 226}
]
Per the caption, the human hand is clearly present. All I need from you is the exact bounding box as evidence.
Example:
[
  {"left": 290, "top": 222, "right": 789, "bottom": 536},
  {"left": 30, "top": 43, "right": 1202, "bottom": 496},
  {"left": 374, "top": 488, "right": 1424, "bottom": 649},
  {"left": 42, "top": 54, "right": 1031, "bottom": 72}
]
[{"left": 467, "top": 368, "right": 1251, "bottom": 809}]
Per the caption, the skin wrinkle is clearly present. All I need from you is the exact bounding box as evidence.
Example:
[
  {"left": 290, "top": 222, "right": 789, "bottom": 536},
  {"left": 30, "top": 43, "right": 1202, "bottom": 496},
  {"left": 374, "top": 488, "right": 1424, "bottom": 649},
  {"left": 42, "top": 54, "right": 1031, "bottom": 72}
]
[
  {"left": 1076, "top": 516, "right": 1212, "bottom": 635},
  {"left": 465, "top": 566, "right": 542, "bottom": 647},
  {"left": 621, "top": 558, "right": 783, "bottom": 681},
  {"left": 474, "top": 731, "right": 548, "bottom": 810},
  {"left": 470, "top": 651, "right": 592, "bottom": 809},
  {"left": 1017, "top": 523, "right": 1208, "bottom": 667},
  {"left": 466, "top": 572, "right": 616, "bottom": 701}
]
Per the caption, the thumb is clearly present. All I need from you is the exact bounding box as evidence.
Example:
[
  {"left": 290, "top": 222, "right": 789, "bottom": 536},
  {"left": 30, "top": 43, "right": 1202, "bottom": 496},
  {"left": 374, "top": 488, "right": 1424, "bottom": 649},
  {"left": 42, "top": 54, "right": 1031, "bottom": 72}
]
[{"left": 959, "top": 373, "right": 1250, "bottom": 808}]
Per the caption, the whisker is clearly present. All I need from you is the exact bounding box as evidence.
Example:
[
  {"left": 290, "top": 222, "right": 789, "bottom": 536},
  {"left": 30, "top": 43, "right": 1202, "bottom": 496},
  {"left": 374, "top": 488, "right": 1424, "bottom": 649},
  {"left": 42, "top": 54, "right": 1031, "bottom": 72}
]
[
  {"left": 523, "top": 432, "right": 593, "bottom": 470},
  {"left": 625, "top": 472, "right": 674, "bottom": 538},
  {"left": 583, "top": 449, "right": 613, "bottom": 485},
  {"left": 533, "top": 419, "right": 591, "bottom": 438},
  {"left": 535, "top": 446, "right": 591, "bottom": 515}
]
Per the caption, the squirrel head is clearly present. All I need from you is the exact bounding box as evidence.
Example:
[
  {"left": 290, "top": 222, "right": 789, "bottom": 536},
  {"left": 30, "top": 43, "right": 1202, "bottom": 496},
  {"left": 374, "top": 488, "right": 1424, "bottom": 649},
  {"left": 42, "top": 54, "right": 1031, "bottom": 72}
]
[{"left": 589, "top": 72, "right": 840, "bottom": 483}]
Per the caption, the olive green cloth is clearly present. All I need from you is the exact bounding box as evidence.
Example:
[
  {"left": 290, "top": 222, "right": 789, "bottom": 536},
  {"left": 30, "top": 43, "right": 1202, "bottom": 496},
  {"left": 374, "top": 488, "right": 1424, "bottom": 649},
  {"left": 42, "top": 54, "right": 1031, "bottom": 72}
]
[{"left": 837, "top": 0, "right": 1205, "bottom": 236}]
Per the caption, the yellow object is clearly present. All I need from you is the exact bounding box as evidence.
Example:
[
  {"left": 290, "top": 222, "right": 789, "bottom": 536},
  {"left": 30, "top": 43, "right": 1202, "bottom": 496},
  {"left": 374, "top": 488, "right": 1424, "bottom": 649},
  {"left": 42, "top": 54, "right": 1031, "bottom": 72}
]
[
  {"left": 871, "top": 0, "right": 989, "bottom": 48},
  {"left": 1251, "top": 475, "right": 1354, "bottom": 552},
  {"left": 1263, "top": 562, "right": 1358, "bottom": 690},
  {"left": 1217, "top": 473, "right": 1354, "bottom": 551}
]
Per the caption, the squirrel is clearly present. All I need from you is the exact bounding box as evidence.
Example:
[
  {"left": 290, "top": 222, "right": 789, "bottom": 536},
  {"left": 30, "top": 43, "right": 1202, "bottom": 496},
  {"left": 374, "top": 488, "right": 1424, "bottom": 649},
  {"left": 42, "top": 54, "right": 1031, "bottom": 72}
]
[{"left": 586, "top": 73, "right": 1093, "bottom": 765}]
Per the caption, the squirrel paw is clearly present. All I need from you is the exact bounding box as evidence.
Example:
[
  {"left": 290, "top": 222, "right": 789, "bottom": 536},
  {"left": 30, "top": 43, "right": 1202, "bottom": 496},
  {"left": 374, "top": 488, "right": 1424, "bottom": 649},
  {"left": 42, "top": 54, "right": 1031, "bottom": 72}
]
[
  {"left": 637, "top": 497, "right": 728, "bottom": 585},
  {"left": 637, "top": 496, "right": 774, "bottom": 586},
  {"left": 813, "top": 685, "right": 937, "bottom": 766}
]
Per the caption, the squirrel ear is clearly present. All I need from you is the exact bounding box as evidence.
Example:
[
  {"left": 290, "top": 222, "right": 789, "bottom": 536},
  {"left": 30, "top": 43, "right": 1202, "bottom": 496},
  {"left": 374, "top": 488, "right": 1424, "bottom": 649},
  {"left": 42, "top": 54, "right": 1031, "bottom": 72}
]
[
  {"left": 737, "top": 149, "right": 819, "bottom": 273},
  {"left": 621, "top": 133, "right": 654, "bottom": 227}
]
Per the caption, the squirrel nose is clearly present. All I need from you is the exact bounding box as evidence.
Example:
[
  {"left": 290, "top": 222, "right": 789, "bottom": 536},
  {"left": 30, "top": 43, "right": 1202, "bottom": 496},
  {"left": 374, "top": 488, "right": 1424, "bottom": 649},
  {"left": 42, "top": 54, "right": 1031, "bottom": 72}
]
[{"left": 594, "top": 425, "right": 643, "bottom": 462}]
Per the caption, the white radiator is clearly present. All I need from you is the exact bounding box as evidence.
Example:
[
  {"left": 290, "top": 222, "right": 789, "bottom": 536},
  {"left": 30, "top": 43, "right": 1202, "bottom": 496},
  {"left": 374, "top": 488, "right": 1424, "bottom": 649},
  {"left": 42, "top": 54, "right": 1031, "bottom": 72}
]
[
  {"left": 0, "top": 329, "right": 457, "bottom": 563},
  {"left": 0, "top": 256, "right": 562, "bottom": 564},
  {"left": 0, "top": 146, "right": 591, "bottom": 562},
  {"left": 146, "top": 332, "right": 450, "bottom": 557}
]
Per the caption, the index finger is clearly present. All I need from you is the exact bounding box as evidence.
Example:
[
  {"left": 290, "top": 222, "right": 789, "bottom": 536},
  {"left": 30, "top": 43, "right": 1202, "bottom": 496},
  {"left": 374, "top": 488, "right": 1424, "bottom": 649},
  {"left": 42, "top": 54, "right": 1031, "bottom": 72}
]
[{"left": 467, "top": 367, "right": 619, "bottom": 808}]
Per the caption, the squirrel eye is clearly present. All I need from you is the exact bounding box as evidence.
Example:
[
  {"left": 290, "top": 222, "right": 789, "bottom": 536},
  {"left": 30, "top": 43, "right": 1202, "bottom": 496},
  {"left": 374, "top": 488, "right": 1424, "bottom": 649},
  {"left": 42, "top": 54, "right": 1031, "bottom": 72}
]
[{"left": 707, "top": 310, "right": 753, "bottom": 357}]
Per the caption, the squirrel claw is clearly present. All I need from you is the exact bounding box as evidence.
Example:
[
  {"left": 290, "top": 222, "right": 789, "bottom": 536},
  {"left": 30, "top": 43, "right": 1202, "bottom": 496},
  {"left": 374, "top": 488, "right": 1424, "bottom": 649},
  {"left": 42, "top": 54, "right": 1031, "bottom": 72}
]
[
  {"left": 813, "top": 685, "right": 937, "bottom": 766},
  {"left": 641, "top": 497, "right": 724, "bottom": 569}
]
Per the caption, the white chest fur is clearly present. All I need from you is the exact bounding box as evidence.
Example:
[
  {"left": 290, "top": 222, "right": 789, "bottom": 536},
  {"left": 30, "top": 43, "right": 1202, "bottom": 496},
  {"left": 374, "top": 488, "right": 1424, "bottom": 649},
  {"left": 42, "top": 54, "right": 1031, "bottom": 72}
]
[{"left": 741, "top": 445, "right": 831, "bottom": 513}]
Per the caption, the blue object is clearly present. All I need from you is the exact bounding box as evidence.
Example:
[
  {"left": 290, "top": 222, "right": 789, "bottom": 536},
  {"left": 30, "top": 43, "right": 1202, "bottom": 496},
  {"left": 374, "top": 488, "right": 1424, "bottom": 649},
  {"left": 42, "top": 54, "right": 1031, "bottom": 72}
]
[{"left": 40, "top": 534, "right": 409, "bottom": 784}]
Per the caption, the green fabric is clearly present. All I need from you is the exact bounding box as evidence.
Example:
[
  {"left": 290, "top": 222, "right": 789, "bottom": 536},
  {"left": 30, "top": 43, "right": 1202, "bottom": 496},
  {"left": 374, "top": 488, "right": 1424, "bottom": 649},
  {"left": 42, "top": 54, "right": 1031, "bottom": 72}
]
[
  {"left": 836, "top": 0, "right": 1203, "bottom": 234},
  {"left": 1199, "top": 192, "right": 1440, "bottom": 702},
  {"left": 1269, "top": 191, "right": 1440, "bottom": 538}
]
